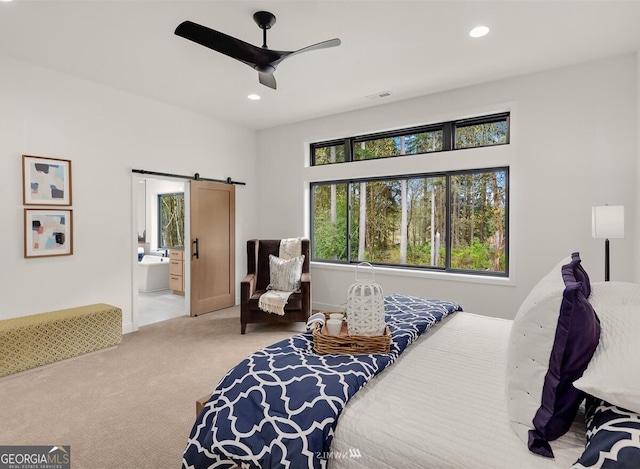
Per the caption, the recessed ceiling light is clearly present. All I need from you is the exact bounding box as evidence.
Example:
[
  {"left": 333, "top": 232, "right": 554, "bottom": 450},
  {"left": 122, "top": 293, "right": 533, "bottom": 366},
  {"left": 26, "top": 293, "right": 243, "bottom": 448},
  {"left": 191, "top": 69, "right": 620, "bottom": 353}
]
[
  {"left": 247, "top": 94, "right": 261, "bottom": 101},
  {"left": 469, "top": 26, "right": 490, "bottom": 38}
]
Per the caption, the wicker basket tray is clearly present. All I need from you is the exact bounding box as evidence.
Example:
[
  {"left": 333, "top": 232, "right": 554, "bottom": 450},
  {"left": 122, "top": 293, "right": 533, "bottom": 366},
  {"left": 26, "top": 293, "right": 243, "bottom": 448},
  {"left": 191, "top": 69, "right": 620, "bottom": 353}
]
[{"left": 313, "top": 313, "right": 391, "bottom": 355}]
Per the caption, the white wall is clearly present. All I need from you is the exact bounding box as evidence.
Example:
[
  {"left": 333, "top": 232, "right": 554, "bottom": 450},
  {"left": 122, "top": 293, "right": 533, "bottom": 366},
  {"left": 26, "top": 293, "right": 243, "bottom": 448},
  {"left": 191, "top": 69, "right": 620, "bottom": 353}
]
[
  {"left": 257, "top": 54, "right": 638, "bottom": 319},
  {"left": 0, "top": 55, "right": 259, "bottom": 332}
]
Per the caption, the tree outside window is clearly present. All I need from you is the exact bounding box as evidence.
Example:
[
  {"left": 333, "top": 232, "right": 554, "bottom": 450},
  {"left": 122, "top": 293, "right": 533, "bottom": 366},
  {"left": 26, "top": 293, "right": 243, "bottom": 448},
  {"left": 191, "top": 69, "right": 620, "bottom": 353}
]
[
  {"left": 311, "top": 168, "right": 507, "bottom": 275},
  {"left": 311, "top": 112, "right": 508, "bottom": 166},
  {"left": 310, "top": 112, "right": 509, "bottom": 276}
]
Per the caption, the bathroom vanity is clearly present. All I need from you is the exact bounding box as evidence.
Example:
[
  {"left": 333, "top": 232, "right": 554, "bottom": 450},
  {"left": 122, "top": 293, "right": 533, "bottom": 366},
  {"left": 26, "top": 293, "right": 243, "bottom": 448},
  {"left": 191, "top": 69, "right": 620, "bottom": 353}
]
[{"left": 169, "top": 249, "right": 184, "bottom": 295}]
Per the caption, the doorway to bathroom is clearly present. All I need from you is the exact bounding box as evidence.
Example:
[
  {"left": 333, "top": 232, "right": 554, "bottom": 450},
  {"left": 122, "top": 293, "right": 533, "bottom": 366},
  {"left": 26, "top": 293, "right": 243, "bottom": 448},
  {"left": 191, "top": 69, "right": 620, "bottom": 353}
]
[
  {"left": 132, "top": 173, "right": 238, "bottom": 328},
  {"left": 135, "top": 176, "right": 188, "bottom": 327}
]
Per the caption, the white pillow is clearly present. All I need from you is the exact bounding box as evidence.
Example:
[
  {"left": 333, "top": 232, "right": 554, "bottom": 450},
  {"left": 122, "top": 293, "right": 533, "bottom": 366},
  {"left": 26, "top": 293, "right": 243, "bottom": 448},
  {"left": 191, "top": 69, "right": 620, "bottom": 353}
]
[
  {"left": 573, "top": 281, "right": 640, "bottom": 414},
  {"left": 505, "top": 257, "right": 568, "bottom": 446},
  {"left": 267, "top": 254, "right": 304, "bottom": 292},
  {"left": 506, "top": 253, "right": 601, "bottom": 458}
]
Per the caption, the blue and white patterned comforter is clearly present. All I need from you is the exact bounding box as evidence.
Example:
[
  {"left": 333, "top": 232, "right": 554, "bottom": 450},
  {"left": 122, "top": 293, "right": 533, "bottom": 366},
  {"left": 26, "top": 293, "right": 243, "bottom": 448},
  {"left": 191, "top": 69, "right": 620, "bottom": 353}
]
[{"left": 182, "top": 294, "right": 462, "bottom": 469}]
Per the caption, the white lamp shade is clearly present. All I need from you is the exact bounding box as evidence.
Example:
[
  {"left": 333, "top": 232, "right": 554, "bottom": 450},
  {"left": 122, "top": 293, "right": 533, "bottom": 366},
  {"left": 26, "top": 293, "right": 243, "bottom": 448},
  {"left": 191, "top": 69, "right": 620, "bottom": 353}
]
[{"left": 592, "top": 205, "right": 624, "bottom": 239}]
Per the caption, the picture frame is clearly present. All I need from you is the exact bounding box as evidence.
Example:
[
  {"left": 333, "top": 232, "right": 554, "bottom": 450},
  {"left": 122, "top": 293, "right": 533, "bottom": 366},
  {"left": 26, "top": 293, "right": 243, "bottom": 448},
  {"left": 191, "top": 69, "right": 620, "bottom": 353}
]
[
  {"left": 22, "top": 155, "right": 72, "bottom": 206},
  {"left": 24, "top": 208, "right": 73, "bottom": 258}
]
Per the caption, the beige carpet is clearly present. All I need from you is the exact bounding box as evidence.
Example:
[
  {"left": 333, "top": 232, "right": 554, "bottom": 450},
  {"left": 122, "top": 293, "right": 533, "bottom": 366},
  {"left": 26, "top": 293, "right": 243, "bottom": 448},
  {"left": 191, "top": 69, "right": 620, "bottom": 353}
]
[{"left": 0, "top": 306, "right": 305, "bottom": 469}]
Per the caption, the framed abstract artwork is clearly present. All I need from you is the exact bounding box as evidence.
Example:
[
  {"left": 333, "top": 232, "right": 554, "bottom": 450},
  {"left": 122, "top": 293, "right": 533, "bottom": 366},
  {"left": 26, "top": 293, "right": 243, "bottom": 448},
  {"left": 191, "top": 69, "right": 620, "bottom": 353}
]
[
  {"left": 22, "top": 155, "right": 72, "bottom": 206},
  {"left": 24, "top": 209, "right": 73, "bottom": 258}
]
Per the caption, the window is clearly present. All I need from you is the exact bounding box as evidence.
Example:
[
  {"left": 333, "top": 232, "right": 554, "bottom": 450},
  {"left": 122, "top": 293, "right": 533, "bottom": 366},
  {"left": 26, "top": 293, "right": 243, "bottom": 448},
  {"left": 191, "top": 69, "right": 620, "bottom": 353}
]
[
  {"left": 158, "top": 192, "right": 185, "bottom": 249},
  {"left": 311, "top": 112, "right": 509, "bottom": 166},
  {"left": 353, "top": 128, "right": 443, "bottom": 160},
  {"left": 312, "top": 141, "right": 346, "bottom": 166},
  {"left": 311, "top": 168, "right": 508, "bottom": 275},
  {"left": 449, "top": 171, "right": 507, "bottom": 272},
  {"left": 454, "top": 114, "right": 509, "bottom": 149}
]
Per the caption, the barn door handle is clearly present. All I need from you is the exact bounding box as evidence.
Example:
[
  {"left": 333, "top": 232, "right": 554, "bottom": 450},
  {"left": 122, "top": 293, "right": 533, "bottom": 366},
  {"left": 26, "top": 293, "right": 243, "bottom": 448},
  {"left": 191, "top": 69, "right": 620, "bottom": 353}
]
[{"left": 192, "top": 238, "right": 199, "bottom": 259}]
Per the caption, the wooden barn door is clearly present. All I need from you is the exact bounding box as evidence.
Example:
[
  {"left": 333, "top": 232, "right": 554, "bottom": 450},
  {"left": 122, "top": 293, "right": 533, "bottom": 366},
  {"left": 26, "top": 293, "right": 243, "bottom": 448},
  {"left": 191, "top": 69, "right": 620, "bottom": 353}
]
[{"left": 189, "top": 180, "right": 235, "bottom": 316}]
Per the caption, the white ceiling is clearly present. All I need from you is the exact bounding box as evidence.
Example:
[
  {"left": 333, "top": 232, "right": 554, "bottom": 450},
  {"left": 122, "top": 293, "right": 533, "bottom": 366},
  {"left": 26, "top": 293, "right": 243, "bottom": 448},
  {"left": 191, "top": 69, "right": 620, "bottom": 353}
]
[{"left": 1, "top": 1, "right": 640, "bottom": 130}]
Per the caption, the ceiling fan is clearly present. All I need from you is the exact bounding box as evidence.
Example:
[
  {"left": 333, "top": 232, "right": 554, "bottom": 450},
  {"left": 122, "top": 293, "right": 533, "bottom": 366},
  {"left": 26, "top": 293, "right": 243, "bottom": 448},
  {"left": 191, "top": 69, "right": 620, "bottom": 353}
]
[{"left": 175, "top": 11, "right": 341, "bottom": 90}]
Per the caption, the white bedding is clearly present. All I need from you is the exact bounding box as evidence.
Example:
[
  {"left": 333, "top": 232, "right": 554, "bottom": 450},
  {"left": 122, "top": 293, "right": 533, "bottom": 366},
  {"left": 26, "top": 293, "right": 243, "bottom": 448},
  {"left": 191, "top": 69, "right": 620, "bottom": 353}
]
[{"left": 330, "top": 312, "right": 586, "bottom": 468}]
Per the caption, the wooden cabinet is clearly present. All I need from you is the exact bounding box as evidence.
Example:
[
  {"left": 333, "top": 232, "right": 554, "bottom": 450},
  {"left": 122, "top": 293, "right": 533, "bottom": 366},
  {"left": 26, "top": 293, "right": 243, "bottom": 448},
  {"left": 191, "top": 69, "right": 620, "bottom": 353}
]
[{"left": 169, "top": 249, "right": 184, "bottom": 294}]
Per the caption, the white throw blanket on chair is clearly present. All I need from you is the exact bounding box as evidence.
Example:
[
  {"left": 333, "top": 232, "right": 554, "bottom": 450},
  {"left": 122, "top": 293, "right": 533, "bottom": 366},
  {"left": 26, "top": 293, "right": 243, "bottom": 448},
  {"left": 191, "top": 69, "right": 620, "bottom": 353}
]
[
  {"left": 258, "top": 238, "right": 303, "bottom": 315},
  {"left": 279, "top": 237, "right": 302, "bottom": 260}
]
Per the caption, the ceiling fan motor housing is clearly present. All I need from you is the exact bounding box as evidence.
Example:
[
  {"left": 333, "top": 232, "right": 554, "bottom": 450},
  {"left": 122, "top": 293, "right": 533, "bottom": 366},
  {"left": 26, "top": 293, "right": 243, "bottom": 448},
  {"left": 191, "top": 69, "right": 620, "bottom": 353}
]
[{"left": 253, "top": 11, "right": 276, "bottom": 30}]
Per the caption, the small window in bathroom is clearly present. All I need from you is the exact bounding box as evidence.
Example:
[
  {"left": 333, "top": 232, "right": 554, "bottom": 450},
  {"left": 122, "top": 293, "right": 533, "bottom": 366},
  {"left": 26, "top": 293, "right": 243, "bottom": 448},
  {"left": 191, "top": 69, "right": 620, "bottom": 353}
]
[{"left": 158, "top": 192, "right": 185, "bottom": 249}]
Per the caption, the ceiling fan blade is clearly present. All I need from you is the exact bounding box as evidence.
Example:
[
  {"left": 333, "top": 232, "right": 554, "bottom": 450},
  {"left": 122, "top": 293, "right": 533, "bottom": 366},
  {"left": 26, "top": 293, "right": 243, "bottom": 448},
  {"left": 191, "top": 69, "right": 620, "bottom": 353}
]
[
  {"left": 258, "top": 72, "right": 277, "bottom": 90},
  {"left": 284, "top": 38, "right": 341, "bottom": 62},
  {"left": 268, "top": 38, "right": 341, "bottom": 69},
  {"left": 175, "top": 20, "right": 283, "bottom": 67}
]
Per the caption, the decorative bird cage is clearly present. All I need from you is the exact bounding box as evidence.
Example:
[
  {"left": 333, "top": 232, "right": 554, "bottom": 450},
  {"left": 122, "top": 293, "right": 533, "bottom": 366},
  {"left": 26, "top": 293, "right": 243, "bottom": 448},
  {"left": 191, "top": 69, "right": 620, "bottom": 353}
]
[{"left": 346, "top": 262, "right": 386, "bottom": 336}]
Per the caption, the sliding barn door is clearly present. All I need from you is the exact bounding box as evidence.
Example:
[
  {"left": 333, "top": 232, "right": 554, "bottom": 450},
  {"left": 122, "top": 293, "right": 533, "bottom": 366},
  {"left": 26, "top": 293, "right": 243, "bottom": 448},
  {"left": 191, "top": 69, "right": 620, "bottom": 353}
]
[{"left": 189, "top": 180, "right": 235, "bottom": 316}]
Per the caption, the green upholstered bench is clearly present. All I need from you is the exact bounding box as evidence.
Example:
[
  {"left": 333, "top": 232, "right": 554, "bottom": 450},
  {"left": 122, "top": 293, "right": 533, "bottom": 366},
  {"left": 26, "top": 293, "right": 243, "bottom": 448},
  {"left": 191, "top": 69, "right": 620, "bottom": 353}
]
[{"left": 0, "top": 303, "right": 122, "bottom": 378}]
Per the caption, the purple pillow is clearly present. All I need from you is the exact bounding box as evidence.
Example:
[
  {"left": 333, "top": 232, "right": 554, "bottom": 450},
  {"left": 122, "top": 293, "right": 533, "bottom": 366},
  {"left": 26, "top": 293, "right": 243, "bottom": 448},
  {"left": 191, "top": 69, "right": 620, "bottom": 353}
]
[
  {"left": 527, "top": 258, "right": 600, "bottom": 457},
  {"left": 568, "top": 252, "right": 591, "bottom": 298}
]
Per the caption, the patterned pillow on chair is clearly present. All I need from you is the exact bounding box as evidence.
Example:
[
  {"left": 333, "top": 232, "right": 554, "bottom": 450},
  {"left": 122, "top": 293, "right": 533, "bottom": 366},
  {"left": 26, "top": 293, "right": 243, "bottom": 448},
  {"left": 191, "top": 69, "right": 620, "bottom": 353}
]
[
  {"left": 267, "top": 254, "right": 305, "bottom": 292},
  {"left": 571, "top": 395, "right": 640, "bottom": 468}
]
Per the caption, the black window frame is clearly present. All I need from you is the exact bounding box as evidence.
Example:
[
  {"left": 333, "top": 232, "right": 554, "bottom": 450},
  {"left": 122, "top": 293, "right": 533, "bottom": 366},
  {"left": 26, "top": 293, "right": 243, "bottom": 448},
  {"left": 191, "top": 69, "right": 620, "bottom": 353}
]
[
  {"left": 453, "top": 113, "right": 511, "bottom": 150},
  {"left": 310, "top": 112, "right": 509, "bottom": 166},
  {"left": 309, "top": 166, "right": 509, "bottom": 277}
]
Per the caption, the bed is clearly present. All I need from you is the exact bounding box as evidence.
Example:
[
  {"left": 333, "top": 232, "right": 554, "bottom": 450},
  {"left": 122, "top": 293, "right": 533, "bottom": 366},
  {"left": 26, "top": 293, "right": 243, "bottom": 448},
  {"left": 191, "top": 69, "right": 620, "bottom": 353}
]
[
  {"left": 329, "top": 312, "right": 586, "bottom": 468},
  {"left": 182, "top": 253, "right": 640, "bottom": 469}
]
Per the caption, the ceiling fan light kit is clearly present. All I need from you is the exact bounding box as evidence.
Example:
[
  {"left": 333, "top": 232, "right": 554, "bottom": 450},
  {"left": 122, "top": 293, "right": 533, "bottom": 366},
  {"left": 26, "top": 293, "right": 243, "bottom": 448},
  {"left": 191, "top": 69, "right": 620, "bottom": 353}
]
[{"left": 175, "top": 11, "right": 341, "bottom": 90}]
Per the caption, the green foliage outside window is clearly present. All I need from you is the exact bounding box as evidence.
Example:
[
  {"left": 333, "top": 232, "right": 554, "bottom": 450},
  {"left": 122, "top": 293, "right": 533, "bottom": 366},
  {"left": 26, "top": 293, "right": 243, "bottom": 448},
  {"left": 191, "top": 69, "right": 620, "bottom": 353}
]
[
  {"left": 450, "top": 172, "right": 507, "bottom": 271},
  {"left": 310, "top": 112, "right": 509, "bottom": 275},
  {"left": 354, "top": 130, "right": 443, "bottom": 160},
  {"left": 311, "top": 169, "right": 507, "bottom": 274},
  {"left": 312, "top": 183, "right": 348, "bottom": 261},
  {"left": 311, "top": 113, "right": 508, "bottom": 166},
  {"left": 455, "top": 121, "right": 508, "bottom": 149},
  {"left": 314, "top": 144, "right": 346, "bottom": 165}
]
